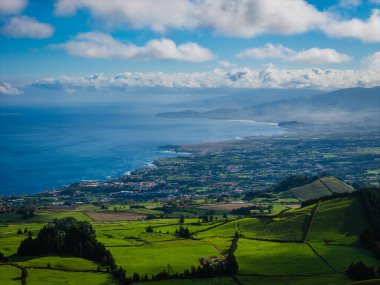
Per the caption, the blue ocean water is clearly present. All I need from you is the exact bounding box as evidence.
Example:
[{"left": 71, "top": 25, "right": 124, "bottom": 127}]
[{"left": 0, "top": 103, "right": 284, "bottom": 195}]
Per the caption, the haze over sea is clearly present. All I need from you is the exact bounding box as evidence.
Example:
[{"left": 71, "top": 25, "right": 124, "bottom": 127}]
[{"left": 0, "top": 102, "right": 284, "bottom": 195}]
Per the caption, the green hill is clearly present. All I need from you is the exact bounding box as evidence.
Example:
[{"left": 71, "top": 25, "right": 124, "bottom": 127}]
[
  {"left": 287, "top": 176, "right": 355, "bottom": 201},
  {"left": 194, "top": 191, "right": 379, "bottom": 284}
]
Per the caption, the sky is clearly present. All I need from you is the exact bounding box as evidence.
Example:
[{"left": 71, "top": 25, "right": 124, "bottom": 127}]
[{"left": 0, "top": 0, "right": 380, "bottom": 95}]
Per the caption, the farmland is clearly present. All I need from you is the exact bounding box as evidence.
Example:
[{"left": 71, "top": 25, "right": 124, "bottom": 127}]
[{"left": 1, "top": 191, "right": 379, "bottom": 284}]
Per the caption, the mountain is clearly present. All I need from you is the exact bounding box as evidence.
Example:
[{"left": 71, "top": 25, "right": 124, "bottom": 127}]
[
  {"left": 176, "top": 88, "right": 322, "bottom": 109},
  {"left": 157, "top": 86, "right": 380, "bottom": 124}
]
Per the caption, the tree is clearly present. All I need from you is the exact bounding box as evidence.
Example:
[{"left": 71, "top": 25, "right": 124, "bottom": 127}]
[
  {"left": 21, "top": 268, "right": 28, "bottom": 285},
  {"left": 347, "top": 262, "right": 376, "bottom": 281},
  {"left": 146, "top": 225, "right": 154, "bottom": 233},
  {"left": 17, "top": 228, "right": 23, "bottom": 235},
  {"left": 179, "top": 215, "right": 185, "bottom": 224}
]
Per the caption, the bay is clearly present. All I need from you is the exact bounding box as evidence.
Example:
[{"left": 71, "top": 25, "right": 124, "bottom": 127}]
[{"left": 0, "top": 102, "right": 284, "bottom": 195}]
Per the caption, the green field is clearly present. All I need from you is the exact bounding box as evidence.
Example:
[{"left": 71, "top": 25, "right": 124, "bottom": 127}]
[
  {"left": 0, "top": 264, "right": 21, "bottom": 285},
  {"left": 311, "top": 244, "right": 379, "bottom": 271},
  {"left": 138, "top": 277, "right": 238, "bottom": 285},
  {"left": 26, "top": 269, "right": 114, "bottom": 285},
  {"left": 0, "top": 193, "right": 379, "bottom": 285},
  {"left": 16, "top": 256, "right": 99, "bottom": 271},
  {"left": 307, "top": 196, "right": 368, "bottom": 244},
  {"left": 109, "top": 239, "right": 221, "bottom": 276},
  {"left": 237, "top": 274, "right": 351, "bottom": 285},
  {"left": 235, "top": 238, "right": 332, "bottom": 275},
  {"left": 288, "top": 177, "right": 355, "bottom": 201}
]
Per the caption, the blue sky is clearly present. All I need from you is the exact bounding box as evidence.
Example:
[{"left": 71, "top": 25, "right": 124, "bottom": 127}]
[{"left": 0, "top": 0, "right": 379, "bottom": 92}]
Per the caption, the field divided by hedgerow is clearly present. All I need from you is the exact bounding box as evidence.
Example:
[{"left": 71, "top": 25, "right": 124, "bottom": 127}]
[
  {"left": 235, "top": 238, "right": 333, "bottom": 275},
  {"left": 307, "top": 196, "right": 368, "bottom": 245},
  {"left": 311, "top": 244, "right": 380, "bottom": 272},
  {"left": 0, "top": 264, "right": 21, "bottom": 285}
]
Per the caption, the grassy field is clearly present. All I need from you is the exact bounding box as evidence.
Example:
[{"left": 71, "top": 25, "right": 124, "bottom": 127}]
[
  {"left": 237, "top": 274, "right": 351, "bottom": 285},
  {"left": 25, "top": 268, "right": 115, "bottom": 285},
  {"left": 288, "top": 177, "right": 355, "bottom": 201},
  {"left": 0, "top": 193, "right": 379, "bottom": 285},
  {"left": 235, "top": 238, "right": 333, "bottom": 275},
  {"left": 307, "top": 196, "right": 368, "bottom": 245},
  {"left": 0, "top": 264, "right": 21, "bottom": 285},
  {"left": 109, "top": 239, "right": 221, "bottom": 277},
  {"left": 138, "top": 277, "right": 238, "bottom": 285},
  {"left": 15, "top": 256, "right": 99, "bottom": 271},
  {"left": 311, "top": 244, "right": 380, "bottom": 271},
  {"left": 290, "top": 179, "right": 331, "bottom": 201}
]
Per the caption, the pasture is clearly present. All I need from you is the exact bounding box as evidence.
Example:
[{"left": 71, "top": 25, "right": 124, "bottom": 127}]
[
  {"left": 235, "top": 238, "right": 333, "bottom": 275},
  {"left": 0, "top": 193, "right": 379, "bottom": 285}
]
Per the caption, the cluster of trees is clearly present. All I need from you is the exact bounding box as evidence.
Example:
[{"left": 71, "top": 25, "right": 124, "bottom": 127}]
[
  {"left": 360, "top": 187, "right": 380, "bottom": 258},
  {"left": 175, "top": 226, "right": 191, "bottom": 239},
  {"left": 16, "top": 207, "right": 35, "bottom": 219},
  {"left": 17, "top": 217, "right": 115, "bottom": 268},
  {"left": 198, "top": 215, "right": 216, "bottom": 223},
  {"left": 347, "top": 262, "right": 379, "bottom": 281},
  {"left": 16, "top": 217, "right": 140, "bottom": 284},
  {"left": 145, "top": 225, "right": 154, "bottom": 233},
  {"left": 231, "top": 205, "right": 273, "bottom": 216},
  {"left": 17, "top": 228, "right": 32, "bottom": 236}
]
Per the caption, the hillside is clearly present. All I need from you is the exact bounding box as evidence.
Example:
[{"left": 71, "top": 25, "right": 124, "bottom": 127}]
[
  {"left": 157, "top": 86, "right": 380, "bottom": 124},
  {"left": 286, "top": 176, "right": 356, "bottom": 201}
]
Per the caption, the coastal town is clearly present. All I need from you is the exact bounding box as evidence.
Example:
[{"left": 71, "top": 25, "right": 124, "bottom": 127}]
[{"left": 2, "top": 131, "right": 378, "bottom": 209}]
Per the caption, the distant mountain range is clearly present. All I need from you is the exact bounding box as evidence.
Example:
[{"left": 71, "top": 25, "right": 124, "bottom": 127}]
[
  {"left": 157, "top": 86, "right": 380, "bottom": 124},
  {"left": 176, "top": 88, "right": 322, "bottom": 109}
]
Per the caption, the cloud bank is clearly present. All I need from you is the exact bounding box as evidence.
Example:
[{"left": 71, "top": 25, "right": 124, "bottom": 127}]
[
  {"left": 28, "top": 60, "right": 380, "bottom": 91},
  {"left": 54, "top": 0, "right": 380, "bottom": 42},
  {"left": 237, "top": 43, "right": 351, "bottom": 64},
  {"left": 53, "top": 32, "right": 214, "bottom": 62}
]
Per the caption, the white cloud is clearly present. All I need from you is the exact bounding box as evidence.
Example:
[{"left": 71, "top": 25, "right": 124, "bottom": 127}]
[
  {"left": 1, "top": 16, "right": 54, "bottom": 39},
  {"left": 237, "top": 43, "right": 294, "bottom": 59},
  {"left": 54, "top": 0, "right": 380, "bottom": 42},
  {"left": 28, "top": 64, "right": 380, "bottom": 91},
  {"left": 53, "top": 32, "right": 214, "bottom": 62},
  {"left": 238, "top": 43, "right": 351, "bottom": 64},
  {"left": 0, "top": 82, "right": 21, "bottom": 95},
  {"left": 0, "top": 0, "right": 27, "bottom": 15},
  {"left": 362, "top": 51, "right": 380, "bottom": 70},
  {"left": 292, "top": 48, "right": 351, "bottom": 64},
  {"left": 323, "top": 9, "right": 380, "bottom": 42}
]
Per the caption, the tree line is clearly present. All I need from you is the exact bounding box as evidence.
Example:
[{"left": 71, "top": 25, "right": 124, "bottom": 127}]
[{"left": 360, "top": 187, "right": 380, "bottom": 258}]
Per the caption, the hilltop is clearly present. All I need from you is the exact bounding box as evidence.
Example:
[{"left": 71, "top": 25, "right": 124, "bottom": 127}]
[{"left": 285, "top": 176, "right": 356, "bottom": 202}]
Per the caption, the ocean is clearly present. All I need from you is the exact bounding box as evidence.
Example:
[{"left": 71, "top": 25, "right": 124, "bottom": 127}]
[{"left": 0, "top": 103, "right": 284, "bottom": 195}]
